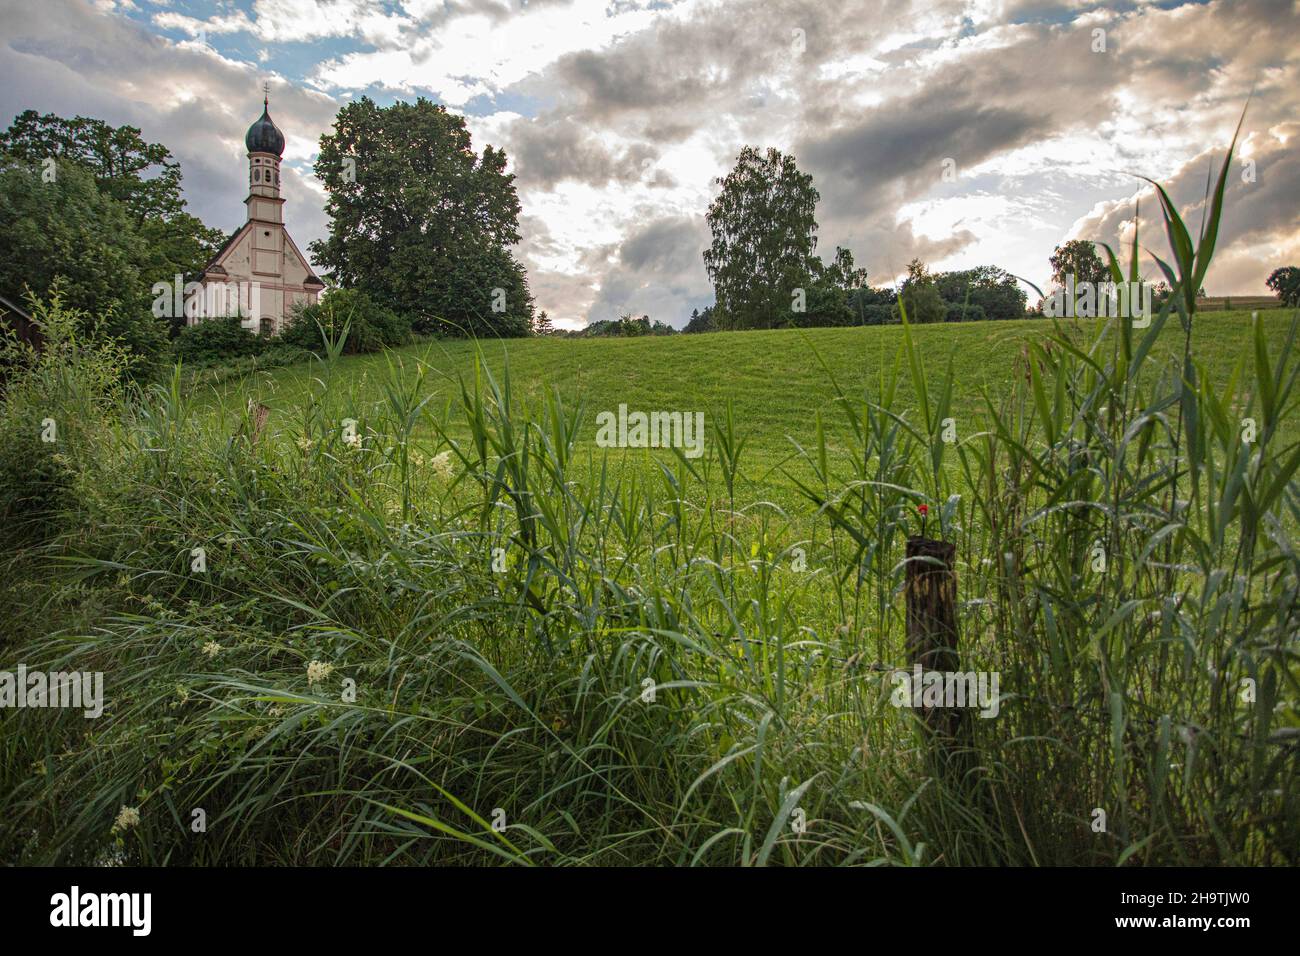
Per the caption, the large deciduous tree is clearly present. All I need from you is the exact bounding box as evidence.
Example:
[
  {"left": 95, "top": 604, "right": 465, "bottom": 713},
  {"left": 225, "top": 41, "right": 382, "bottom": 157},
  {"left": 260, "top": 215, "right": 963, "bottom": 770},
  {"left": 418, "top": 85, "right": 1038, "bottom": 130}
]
[
  {"left": 310, "top": 97, "right": 534, "bottom": 337},
  {"left": 1266, "top": 266, "right": 1300, "bottom": 308},
  {"left": 0, "top": 110, "right": 225, "bottom": 287},
  {"left": 703, "top": 146, "right": 820, "bottom": 330},
  {"left": 894, "top": 259, "right": 947, "bottom": 324},
  {"left": 1049, "top": 239, "right": 1109, "bottom": 288},
  {"left": 0, "top": 159, "right": 164, "bottom": 363}
]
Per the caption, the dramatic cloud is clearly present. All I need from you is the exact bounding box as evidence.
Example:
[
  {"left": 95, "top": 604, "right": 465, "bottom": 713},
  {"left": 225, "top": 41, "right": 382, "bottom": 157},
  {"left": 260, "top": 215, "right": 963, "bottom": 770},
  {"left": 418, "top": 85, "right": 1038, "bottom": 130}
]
[{"left": 2, "top": 0, "right": 1298, "bottom": 328}]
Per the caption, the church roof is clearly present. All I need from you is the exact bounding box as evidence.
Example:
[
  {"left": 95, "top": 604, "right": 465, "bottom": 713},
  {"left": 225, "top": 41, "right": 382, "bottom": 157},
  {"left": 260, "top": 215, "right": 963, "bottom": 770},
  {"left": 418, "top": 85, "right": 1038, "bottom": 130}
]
[
  {"left": 201, "top": 221, "right": 325, "bottom": 289},
  {"left": 245, "top": 96, "right": 285, "bottom": 157}
]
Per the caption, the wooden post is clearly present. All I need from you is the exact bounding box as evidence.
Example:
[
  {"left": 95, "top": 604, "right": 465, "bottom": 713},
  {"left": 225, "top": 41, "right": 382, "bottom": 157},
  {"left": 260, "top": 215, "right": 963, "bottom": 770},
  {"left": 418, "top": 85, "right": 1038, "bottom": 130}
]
[{"left": 904, "top": 536, "right": 963, "bottom": 745}]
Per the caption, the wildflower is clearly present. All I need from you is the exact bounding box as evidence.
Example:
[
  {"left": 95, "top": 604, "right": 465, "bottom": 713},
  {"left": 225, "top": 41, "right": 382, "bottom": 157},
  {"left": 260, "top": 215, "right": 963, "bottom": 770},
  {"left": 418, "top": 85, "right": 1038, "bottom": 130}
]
[
  {"left": 296, "top": 435, "right": 315, "bottom": 453},
  {"left": 306, "top": 660, "right": 335, "bottom": 685},
  {"left": 112, "top": 806, "right": 140, "bottom": 834},
  {"left": 202, "top": 641, "right": 222, "bottom": 658},
  {"left": 344, "top": 431, "right": 362, "bottom": 449},
  {"left": 430, "top": 450, "right": 454, "bottom": 480}
]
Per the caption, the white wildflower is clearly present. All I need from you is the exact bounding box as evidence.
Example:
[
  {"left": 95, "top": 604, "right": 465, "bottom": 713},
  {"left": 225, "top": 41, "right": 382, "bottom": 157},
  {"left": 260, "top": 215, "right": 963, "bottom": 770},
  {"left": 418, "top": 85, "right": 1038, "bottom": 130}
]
[
  {"left": 431, "top": 450, "right": 454, "bottom": 480},
  {"left": 112, "top": 806, "right": 140, "bottom": 833},
  {"left": 306, "top": 660, "right": 335, "bottom": 685}
]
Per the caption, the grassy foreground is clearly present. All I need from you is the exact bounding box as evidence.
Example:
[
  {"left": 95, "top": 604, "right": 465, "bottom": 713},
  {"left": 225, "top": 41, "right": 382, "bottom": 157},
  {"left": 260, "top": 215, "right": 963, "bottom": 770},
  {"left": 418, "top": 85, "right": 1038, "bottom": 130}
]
[{"left": 3, "top": 298, "right": 1298, "bottom": 865}]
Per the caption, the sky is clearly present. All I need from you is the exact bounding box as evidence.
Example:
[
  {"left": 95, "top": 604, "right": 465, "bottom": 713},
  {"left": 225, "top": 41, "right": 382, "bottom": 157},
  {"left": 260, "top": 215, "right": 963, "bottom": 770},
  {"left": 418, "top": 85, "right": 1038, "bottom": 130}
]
[{"left": 1, "top": 0, "right": 1297, "bottom": 329}]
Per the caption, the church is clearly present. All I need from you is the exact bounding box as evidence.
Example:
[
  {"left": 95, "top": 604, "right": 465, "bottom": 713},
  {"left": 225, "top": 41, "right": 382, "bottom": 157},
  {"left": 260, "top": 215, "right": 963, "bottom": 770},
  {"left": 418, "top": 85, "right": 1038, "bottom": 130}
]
[{"left": 197, "top": 92, "right": 324, "bottom": 335}]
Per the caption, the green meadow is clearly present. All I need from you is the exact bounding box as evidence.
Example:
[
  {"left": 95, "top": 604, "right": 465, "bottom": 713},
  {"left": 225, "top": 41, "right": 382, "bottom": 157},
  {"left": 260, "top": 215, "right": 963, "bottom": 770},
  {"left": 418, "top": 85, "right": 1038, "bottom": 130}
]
[{"left": 206, "top": 308, "right": 1300, "bottom": 508}]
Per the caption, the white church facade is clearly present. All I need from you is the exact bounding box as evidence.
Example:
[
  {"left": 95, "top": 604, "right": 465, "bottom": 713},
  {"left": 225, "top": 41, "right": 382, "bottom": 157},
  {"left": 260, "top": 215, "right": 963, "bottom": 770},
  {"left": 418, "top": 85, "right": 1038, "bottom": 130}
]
[{"left": 196, "top": 93, "right": 324, "bottom": 335}]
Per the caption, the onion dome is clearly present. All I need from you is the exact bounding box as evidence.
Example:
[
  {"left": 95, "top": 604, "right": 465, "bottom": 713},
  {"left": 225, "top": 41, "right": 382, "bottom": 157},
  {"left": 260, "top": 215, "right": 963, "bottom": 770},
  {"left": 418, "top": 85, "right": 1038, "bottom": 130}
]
[{"left": 245, "top": 95, "right": 285, "bottom": 157}]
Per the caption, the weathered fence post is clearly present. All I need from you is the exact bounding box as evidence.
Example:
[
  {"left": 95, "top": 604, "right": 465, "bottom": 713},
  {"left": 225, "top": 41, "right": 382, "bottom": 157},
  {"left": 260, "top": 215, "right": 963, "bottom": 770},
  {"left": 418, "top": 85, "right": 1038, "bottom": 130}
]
[{"left": 904, "top": 536, "right": 967, "bottom": 755}]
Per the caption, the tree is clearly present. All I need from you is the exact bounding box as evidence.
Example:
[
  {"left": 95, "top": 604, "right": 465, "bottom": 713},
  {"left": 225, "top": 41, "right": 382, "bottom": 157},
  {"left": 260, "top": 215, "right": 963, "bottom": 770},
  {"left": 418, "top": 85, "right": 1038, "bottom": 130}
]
[
  {"left": 1049, "top": 239, "right": 1109, "bottom": 288},
  {"left": 0, "top": 111, "right": 224, "bottom": 289},
  {"left": 894, "top": 259, "right": 947, "bottom": 324},
  {"left": 798, "top": 246, "right": 868, "bottom": 327},
  {"left": 532, "top": 310, "right": 553, "bottom": 336},
  {"left": 932, "top": 265, "right": 1027, "bottom": 321},
  {"left": 310, "top": 97, "right": 534, "bottom": 337},
  {"left": 683, "top": 306, "right": 716, "bottom": 333},
  {"left": 703, "top": 146, "right": 819, "bottom": 330},
  {"left": 0, "top": 158, "right": 165, "bottom": 366},
  {"left": 1266, "top": 266, "right": 1300, "bottom": 307}
]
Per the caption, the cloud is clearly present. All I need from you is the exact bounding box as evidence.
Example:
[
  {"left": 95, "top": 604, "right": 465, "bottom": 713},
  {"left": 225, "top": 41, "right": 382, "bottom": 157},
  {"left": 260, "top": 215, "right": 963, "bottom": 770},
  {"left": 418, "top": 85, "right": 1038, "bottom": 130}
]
[
  {"left": 1069, "top": 121, "right": 1300, "bottom": 294},
  {"left": 3, "top": 0, "right": 1299, "bottom": 329},
  {"left": 583, "top": 214, "right": 712, "bottom": 327}
]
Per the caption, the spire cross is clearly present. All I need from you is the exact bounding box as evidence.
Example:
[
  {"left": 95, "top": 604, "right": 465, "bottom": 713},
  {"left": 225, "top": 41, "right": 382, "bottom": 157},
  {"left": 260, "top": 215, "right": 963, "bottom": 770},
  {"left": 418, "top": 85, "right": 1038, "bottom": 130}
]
[{"left": 263, "top": 82, "right": 270, "bottom": 106}]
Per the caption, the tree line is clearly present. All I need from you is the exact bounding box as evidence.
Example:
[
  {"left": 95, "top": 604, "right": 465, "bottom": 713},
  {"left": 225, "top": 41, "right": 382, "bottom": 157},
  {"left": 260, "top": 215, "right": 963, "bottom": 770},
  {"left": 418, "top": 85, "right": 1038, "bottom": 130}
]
[{"left": 3, "top": 104, "right": 1297, "bottom": 360}]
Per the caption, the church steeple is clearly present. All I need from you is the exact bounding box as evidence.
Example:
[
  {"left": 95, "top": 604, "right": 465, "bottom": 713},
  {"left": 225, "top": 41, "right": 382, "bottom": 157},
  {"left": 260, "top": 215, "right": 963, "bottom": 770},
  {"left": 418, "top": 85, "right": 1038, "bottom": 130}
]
[{"left": 245, "top": 85, "right": 284, "bottom": 219}]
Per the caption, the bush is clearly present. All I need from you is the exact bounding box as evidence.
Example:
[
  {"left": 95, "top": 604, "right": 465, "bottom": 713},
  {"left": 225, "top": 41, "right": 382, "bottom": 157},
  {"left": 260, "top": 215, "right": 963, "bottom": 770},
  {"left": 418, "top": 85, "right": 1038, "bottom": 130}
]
[
  {"left": 893, "top": 281, "right": 947, "bottom": 324},
  {"left": 180, "top": 343, "right": 314, "bottom": 388},
  {"left": 854, "top": 303, "right": 896, "bottom": 326},
  {"left": 171, "top": 316, "right": 264, "bottom": 367},
  {"left": 944, "top": 302, "right": 986, "bottom": 323},
  {"left": 282, "top": 288, "right": 412, "bottom": 354},
  {"left": 0, "top": 293, "right": 130, "bottom": 546}
]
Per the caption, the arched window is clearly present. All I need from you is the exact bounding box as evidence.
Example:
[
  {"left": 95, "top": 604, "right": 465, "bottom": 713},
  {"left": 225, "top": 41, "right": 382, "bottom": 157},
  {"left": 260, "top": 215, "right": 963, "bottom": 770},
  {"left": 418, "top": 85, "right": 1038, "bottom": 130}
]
[
  {"left": 259, "top": 317, "right": 274, "bottom": 336},
  {"left": 254, "top": 168, "right": 262, "bottom": 183}
]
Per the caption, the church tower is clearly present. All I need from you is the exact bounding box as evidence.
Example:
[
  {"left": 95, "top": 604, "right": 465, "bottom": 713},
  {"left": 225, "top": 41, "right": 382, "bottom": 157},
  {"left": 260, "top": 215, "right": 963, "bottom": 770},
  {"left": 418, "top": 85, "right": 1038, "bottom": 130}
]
[{"left": 198, "top": 88, "right": 324, "bottom": 335}]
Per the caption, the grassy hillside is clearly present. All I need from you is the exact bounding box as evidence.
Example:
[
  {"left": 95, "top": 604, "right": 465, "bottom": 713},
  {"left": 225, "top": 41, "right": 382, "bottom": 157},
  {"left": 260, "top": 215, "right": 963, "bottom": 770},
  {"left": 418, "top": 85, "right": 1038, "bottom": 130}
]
[{"left": 211, "top": 308, "right": 1300, "bottom": 465}]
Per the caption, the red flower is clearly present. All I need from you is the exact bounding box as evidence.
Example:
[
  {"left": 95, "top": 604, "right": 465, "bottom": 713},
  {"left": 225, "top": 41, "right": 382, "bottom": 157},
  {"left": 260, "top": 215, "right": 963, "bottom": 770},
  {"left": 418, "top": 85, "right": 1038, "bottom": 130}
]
[{"left": 918, "top": 504, "right": 929, "bottom": 516}]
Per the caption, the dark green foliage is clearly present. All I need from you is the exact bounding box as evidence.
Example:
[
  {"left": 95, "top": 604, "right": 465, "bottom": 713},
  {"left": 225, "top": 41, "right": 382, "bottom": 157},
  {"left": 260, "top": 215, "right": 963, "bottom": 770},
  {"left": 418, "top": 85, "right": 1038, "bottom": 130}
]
[
  {"left": 0, "top": 160, "right": 167, "bottom": 369},
  {"left": 575, "top": 314, "right": 675, "bottom": 337},
  {"left": 0, "top": 111, "right": 224, "bottom": 371},
  {"left": 171, "top": 316, "right": 263, "bottom": 366},
  {"left": 894, "top": 261, "right": 947, "bottom": 324},
  {"left": 309, "top": 97, "right": 534, "bottom": 338},
  {"left": 281, "top": 288, "right": 412, "bottom": 354},
  {"left": 943, "top": 301, "right": 986, "bottom": 323},
  {"left": 854, "top": 303, "right": 896, "bottom": 325},
  {"left": 796, "top": 246, "right": 869, "bottom": 327},
  {"left": 683, "top": 306, "right": 716, "bottom": 333},
  {"left": 1266, "top": 266, "right": 1300, "bottom": 307},
  {"left": 0, "top": 293, "right": 129, "bottom": 547},
  {"left": 932, "top": 266, "right": 1026, "bottom": 321}
]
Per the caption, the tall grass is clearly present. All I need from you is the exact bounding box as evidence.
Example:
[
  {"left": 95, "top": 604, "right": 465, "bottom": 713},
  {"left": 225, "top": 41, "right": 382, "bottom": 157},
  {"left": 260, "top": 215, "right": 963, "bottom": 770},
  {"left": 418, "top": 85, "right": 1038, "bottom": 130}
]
[{"left": 1, "top": 130, "right": 1296, "bottom": 866}]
